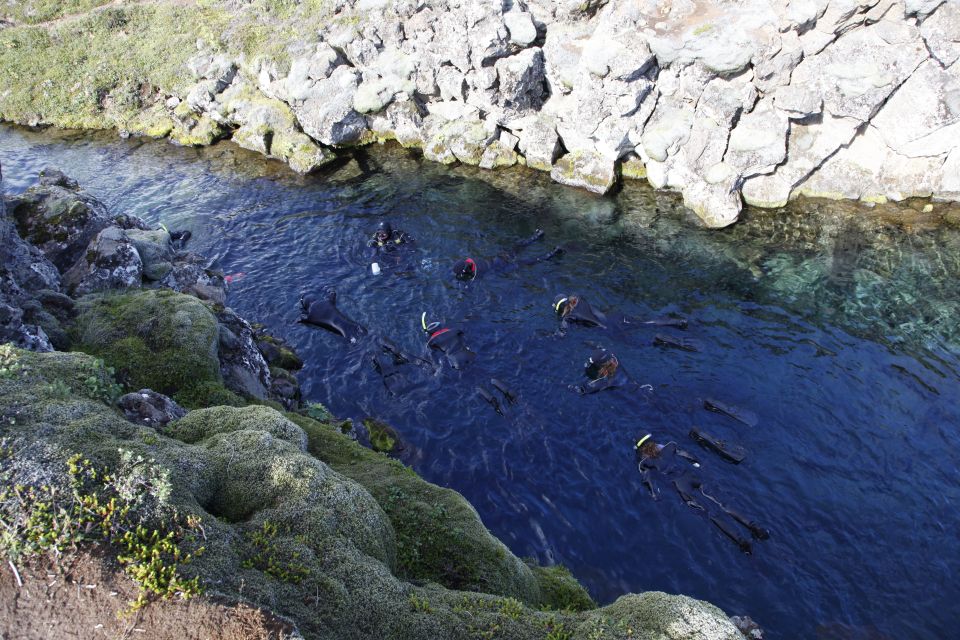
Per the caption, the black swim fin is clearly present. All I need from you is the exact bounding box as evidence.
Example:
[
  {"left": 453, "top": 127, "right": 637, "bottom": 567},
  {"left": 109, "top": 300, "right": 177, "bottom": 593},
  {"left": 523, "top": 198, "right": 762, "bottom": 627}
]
[
  {"left": 710, "top": 515, "right": 753, "bottom": 554},
  {"left": 654, "top": 334, "right": 700, "bottom": 352},
  {"left": 703, "top": 398, "right": 759, "bottom": 427},
  {"left": 490, "top": 378, "right": 517, "bottom": 404},
  {"left": 477, "top": 387, "right": 503, "bottom": 416},
  {"left": 689, "top": 428, "right": 746, "bottom": 464},
  {"left": 642, "top": 317, "right": 688, "bottom": 329}
]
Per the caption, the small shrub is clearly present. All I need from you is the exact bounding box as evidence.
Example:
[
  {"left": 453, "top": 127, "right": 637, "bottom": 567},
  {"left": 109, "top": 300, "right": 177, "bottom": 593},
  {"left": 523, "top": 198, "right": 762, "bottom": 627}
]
[
  {"left": 304, "top": 402, "right": 332, "bottom": 422},
  {"left": 241, "top": 520, "right": 310, "bottom": 584},
  {"left": 0, "top": 345, "right": 22, "bottom": 380},
  {"left": 0, "top": 451, "right": 203, "bottom": 612},
  {"left": 408, "top": 593, "right": 433, "bottom": 613}
]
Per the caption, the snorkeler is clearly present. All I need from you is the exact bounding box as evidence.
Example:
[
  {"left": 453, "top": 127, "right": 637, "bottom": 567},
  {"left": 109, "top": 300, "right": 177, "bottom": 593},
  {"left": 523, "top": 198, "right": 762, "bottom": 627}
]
[
  {"left": 298, "top": 288, "right": 368, "bottom": 343},
  {"left": 298, "top": 289, "right": 433, "bottom": 394},
  {"left": 572, "top": 348, "right": 644, "bottom": 395},
  {"left": 635, "top": 434, "right": 769, "bottom": 553},
  {"left": 368, "top": 220, "right": 413, "bottom": 251},
  {"left": 419, "top": 312, "right": 517, "bottom": 415},
  {"left": 552, "top": 294, "right": 688, "bottom": 335},
  {"left": 453, "top": 228, "right": 564, "bottom": 281}
]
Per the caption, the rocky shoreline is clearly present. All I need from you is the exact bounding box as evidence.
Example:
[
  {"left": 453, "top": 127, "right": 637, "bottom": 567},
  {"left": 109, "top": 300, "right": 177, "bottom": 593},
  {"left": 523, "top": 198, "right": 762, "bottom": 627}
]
[
  {"left": 1, "top": 1, "right": 957, "bottom": 228},
  {"left": 0, "top": 161, "right": 756, "bottom": 637}
]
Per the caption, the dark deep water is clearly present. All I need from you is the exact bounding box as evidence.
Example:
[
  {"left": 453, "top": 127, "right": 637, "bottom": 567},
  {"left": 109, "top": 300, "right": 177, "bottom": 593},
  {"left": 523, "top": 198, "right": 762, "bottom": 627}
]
[{"left": 3, "top": 126, "right": 960, "bottom": 639}]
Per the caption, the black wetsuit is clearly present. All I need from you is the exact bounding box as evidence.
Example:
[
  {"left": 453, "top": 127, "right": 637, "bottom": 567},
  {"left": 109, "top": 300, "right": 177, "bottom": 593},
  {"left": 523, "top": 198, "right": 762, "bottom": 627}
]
[
  {"left": 456, "top": 230, "right": 563, "bottom": 281},
  {"left": 368, "top": 229, "right": 413, "bottom": 252},
  {"left": 557, "top": 295, "right": 688, "bottom": 334},
  {"left": 298, "top": 292, "right": 430, "bottom": 394},
  {"left": 425, "top": 326, "right": 476, "bottom": 370},
  {"left": 299, "top": 293, "right": 368, "bottom": 342},
  {"left": 574, "top": 366, "right": 635, "bottom": 395},
  {"left": 638, "top": 443, "right": 769, "bottom": 553},
  {"left": 421, "top": 323, "right": 520, "bottom": 416}
]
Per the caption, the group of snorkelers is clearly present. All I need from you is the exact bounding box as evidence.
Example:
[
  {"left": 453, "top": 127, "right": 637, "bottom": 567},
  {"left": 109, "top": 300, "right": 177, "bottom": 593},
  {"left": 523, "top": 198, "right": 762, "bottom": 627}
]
[{"left": 297, "top": 219, "right": 769, "bottom": 553}]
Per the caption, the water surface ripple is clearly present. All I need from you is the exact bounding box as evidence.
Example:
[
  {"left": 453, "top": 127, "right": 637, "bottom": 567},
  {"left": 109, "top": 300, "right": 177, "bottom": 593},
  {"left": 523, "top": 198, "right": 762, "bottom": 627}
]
[{"left": 3, "top": 127, "right": 959, "bottom": 639}]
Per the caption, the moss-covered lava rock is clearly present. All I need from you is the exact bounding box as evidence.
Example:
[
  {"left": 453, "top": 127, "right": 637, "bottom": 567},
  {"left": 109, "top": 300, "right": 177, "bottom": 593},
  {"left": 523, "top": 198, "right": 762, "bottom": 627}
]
[{"left": 69, "top": 288, "right": 242, "bottom": 408}]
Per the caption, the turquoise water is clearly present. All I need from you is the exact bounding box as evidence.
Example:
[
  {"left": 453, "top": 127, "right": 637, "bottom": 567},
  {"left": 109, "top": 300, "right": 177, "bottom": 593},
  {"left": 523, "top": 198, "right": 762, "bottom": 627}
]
[{"left": 2, "top": 125, "right": 959, "bottom": 638}]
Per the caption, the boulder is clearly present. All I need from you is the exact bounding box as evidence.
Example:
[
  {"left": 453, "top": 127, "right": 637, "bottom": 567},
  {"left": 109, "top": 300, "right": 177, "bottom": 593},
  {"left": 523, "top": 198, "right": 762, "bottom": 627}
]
[
  {"left": 724, "top": 102, "right": 789, "bottom": 177},
  {"left": 504, "top": 11, "right": 537, "bottom": 46},
  {"left": 126, "top": 228, "right": 174, "bottom": 282},
  {"left": 920, "top": 1, "right": 960, "bottom": 67},
  {"left": 869, "top": 60, "right": 960, "bottom": 158},
  {"left": 118, "top": 389, "right": 187, "bottom": 428},
  {"left": 64, "top": 226, "right": 143, "bottom": 296},
  {"left": 788, "top": 19, "right": 927, "bottom": 123},
  {"left": 215, "top": 306, "right": 272, "bottom": 402},
  {"left": 494, "top": 48, "right": 547, "bottom": 113},
  {"left": 8, "top": 170, "right": 112, "bottom": 273},
  {"left": 550, "top": 150, "right": 618, "bottom": 194}
]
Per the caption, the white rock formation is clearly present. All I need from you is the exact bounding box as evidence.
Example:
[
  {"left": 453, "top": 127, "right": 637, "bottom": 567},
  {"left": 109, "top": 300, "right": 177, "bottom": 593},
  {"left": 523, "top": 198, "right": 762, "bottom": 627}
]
[{"left": 168, "top": 0, "right": 960, "bottom": 227}]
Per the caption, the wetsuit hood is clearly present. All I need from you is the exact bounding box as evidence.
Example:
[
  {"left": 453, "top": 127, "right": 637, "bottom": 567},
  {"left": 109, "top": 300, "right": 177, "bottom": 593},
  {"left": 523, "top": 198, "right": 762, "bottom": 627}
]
[
  {"left": 376, "top": 221, "right": 393, "bottom": 242},
  {"left": 553, "top": 294, "right": 570, "bottom": 316},
  {"left": 454, "top": 258, "right": 477, "bottom": 281},
  {"left": 585, "top": 348, "right": 617, "bottom": 380}
]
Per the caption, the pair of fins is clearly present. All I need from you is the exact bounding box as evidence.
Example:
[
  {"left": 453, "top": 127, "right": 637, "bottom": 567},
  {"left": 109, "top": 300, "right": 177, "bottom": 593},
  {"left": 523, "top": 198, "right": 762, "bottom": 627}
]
[{"left": 477, "top": 379, "right": 517, "bottom": 416}]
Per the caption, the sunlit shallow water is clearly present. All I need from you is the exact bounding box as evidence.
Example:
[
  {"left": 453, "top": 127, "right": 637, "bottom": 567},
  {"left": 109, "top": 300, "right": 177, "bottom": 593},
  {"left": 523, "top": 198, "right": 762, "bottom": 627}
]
[{"left": 2, "top": 126, "right": 959, "bottom": 639}]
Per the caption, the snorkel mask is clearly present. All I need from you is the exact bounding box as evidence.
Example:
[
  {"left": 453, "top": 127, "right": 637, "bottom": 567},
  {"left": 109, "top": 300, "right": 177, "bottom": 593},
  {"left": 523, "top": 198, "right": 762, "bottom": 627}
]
[{"left": 421, "top": 312, "right": 441, "bottom": 334}]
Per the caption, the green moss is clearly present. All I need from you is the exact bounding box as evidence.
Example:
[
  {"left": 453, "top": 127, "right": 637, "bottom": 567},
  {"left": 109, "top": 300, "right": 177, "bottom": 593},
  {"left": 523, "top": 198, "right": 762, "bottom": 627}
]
[
  {"left": 289, "top": 413, "right": 543, "bottom": 604},
  {"left": 363, "top": 417, "right": 401, "bottom": 454},
  {"left": 0, "top": 349, "right": 741, "bottom": 639},
  {"left": 69, "top": 289, "right": 232, "bottom": 408},
  {"left": 1, "top": 1, "right": 113, "bottom": 25},
  {"left": 529, "top": 564, "right": 595, "bottom": 612}
]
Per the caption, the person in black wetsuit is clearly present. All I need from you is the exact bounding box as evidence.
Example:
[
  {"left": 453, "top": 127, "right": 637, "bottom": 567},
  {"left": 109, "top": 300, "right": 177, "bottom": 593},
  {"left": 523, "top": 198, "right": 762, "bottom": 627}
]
[
  {"left": 419, "top": 312, "right": 517, "bottom": 415},
  {"left": 572, "top": 348, "right": 644, "bottom": 395},
  {"left": 298, "top": 288, "right": 428, "bottom": 394},
  {"left": 552, "top": 294, "right": 688, "bottom": 335},
  {"left": 453, "top": 228, "right": 563, "bottom": 281},
  {"left": 368, "top": 221, "right": 413, "bottom": 252},
  {"left": 299, "top": 288, "right": 368, "bottom": 343},
  {"left": 635, "top": 433, "right": 769, "bottom": 553}
]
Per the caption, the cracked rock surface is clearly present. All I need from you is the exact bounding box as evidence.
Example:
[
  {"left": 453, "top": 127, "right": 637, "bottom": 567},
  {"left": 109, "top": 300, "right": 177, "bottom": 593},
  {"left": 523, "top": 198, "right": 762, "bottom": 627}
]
[{"left": 1, "top": 0, "right": 957, "bottom": 227}]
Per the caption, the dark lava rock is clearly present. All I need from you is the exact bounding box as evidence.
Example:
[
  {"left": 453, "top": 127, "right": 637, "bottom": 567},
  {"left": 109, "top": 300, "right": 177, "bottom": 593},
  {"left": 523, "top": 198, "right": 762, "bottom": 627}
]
[{"left": 118, "top": 389, "right": 187, "bottom": 427}]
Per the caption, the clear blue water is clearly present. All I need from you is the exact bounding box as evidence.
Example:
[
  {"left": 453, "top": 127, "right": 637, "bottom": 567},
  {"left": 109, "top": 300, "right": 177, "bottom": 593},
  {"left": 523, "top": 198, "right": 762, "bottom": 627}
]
[{"left": 3, "top": 126, "right": 960, "bottom": 639}]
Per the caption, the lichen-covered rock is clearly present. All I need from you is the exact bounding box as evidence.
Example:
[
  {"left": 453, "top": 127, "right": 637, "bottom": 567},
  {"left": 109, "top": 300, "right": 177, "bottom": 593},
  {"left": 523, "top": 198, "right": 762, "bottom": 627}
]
[
  {"left": 215, "top": 306, "right": 272, "bottom": 402},
  {"left": 1, "top": 0, "right": 959, "bottom": 224},
  {"left": 574, "top": 592, "right": 745, "bottom": 640},
  {"left": 551, "top": 150, "right": 618, "bottom": 194},
  {"left": 118, "top": 389, "right": 187, "bottom": 427},
  {"left": 63, "top": 226, "right": 144, "bottom": 295},
  {"left": 126, "top": 228, "right": 174, "bottom": 282},
  {"left": 8, "top": 170, "right": 112, "bottom": 273},
  {"left": 168, "top": 405, "right": 306, "bottom": 450}
]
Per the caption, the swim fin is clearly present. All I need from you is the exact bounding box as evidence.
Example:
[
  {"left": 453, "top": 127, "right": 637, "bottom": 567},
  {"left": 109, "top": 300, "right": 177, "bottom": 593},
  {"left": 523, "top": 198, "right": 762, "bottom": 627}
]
[
  {"left": 689, "top": 428, "right": 747, "bottom": 464},
  {"left": 490, "top": 378, "right": 517, "bottom": 404},
  {"left": 477, "top": 386, "right": 503, "bottom": 416}
]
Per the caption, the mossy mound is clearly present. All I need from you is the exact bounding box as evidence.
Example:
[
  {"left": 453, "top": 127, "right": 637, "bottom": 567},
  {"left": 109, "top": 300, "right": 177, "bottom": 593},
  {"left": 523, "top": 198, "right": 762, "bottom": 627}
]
[
  {"left": 0, "top": 348, "right": 744, "bottom": 639},
  {"left": 289, "top": 413, "right": 584, "bottom": 609},
  {"left": 69, "top": 289, "right": 242, "bottom": 408}
]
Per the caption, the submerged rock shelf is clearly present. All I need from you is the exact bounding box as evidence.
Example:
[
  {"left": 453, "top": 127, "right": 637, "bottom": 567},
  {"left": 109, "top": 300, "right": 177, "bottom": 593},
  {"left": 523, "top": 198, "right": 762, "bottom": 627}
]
[{"left": 1, "top": 1, "right": 957, "bottom": 228}]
